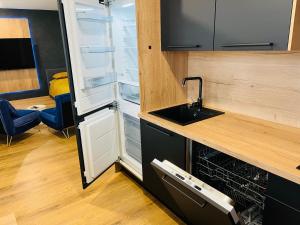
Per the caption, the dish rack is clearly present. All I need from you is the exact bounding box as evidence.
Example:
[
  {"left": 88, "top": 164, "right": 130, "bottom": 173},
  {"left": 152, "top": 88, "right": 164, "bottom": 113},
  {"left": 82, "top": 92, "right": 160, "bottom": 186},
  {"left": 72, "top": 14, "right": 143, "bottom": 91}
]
[{"left": 192, "top": 145, "right": 268, "bottom": 210}]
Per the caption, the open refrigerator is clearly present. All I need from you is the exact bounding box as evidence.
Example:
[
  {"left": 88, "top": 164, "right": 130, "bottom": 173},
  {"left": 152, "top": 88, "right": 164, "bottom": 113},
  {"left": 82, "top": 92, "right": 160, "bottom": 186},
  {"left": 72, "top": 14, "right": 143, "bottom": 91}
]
[{"left": 58, "top": 0, "right": 142, "bottom": 187}]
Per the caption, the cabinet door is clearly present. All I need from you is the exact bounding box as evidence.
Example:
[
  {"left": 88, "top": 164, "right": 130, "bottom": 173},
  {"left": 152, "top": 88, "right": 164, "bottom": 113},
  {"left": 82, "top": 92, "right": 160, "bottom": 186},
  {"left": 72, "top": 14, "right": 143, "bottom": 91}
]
[
  {"left": 141, "top": 120, "right": 186, "bottom": 217},
  {"left": 263, "top": 197, "right": 300, "bottom": 225},
  {"left": 263, "top": 174, "right": 300, "bottom": 225},
  {"left": 266, "top": 174, "right": 300, "bottom": 211},
  {"left": 214, "top": 0, "right": 293, "bottom": 51},
  {"left": 161, "top": 0, "right": 215, "bottom": 51}
]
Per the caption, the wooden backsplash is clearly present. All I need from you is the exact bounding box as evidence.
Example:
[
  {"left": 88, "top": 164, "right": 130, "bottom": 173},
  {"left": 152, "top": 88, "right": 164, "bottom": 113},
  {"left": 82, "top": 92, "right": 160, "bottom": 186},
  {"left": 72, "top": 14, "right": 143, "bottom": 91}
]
[{"left": 188, "top": 52, "right": 300, "bottom": 128}]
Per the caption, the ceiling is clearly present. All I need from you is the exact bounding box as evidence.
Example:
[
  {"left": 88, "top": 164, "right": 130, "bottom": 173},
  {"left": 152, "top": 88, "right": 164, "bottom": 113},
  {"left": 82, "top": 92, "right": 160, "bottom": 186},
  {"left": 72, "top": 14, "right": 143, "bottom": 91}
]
[{"left": 0, "top": 0, "right": 58, "bottom": 10}]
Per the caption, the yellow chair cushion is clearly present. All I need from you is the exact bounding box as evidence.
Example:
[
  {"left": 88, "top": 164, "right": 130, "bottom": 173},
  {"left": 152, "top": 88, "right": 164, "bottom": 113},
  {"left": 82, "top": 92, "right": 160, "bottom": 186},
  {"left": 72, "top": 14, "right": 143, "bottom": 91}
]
[
  {"left": 49, "top": 78, "right": 70, "bottom": 97},
  {"left": 52, "top": 72, "right": 68, "bottom": 79}
]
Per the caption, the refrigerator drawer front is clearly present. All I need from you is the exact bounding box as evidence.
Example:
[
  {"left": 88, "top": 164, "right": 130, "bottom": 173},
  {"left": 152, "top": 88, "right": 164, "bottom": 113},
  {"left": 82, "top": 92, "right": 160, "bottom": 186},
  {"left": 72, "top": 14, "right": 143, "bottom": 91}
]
[
  {"left": 125, "top": 137, "right": 141, "bottom": 163},
  {"left": 123, "top": 113, "right": 141, "bottom": 143},
  {"left": 151, "top": 159, "right": 239, "bottom": 225}
]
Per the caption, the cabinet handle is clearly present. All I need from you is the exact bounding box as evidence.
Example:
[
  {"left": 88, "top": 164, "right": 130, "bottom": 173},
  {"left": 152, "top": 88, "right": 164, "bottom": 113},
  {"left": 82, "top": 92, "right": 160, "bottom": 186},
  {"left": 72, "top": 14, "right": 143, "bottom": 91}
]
[
  {"left": 168, "top": 45, "right": 202, "bottom": 49},
  {"left": 162, "top": 175, "right": 207, "bottom": 208},
  {"left": 221, "top": 42, "right": 274, "bottom": 48},
  {"left": 146, "top": 123, "right": 173, "bottom": 137}
]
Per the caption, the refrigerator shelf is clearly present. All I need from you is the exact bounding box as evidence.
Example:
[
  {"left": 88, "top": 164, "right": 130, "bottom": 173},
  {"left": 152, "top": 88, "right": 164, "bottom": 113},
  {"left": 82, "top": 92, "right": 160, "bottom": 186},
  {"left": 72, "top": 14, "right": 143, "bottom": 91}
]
[
  {"left": 117, "top": 79, "right": 139, "bottom": 87},
  {"left": 119, "top": 82, "right": 140, "bottom": 105},
  {"left": 76, "top": 12, "right": 112, "bottom": 22},
  {"left": 80, "top": 46, "right": 115, "bottom": 54}
]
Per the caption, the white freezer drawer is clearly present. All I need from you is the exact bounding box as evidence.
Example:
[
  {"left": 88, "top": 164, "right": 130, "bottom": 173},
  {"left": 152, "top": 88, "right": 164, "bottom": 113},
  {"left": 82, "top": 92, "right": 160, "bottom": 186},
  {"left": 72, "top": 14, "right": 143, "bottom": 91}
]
[{"left": 123, "top": 113, "right": 142, "bottom": 163}]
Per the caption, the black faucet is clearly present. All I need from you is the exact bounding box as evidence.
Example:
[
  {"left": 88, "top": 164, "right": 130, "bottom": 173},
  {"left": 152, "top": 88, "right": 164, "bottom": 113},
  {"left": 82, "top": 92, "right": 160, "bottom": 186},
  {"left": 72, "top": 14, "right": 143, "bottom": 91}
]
[{"left": 182, "top": 76, "right": 203, "bottom": 108}]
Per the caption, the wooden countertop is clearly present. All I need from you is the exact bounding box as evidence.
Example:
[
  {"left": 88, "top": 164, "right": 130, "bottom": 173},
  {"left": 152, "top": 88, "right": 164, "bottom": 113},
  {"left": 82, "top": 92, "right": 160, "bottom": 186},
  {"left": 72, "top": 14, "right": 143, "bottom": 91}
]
[{"left": 140, "top": 111, "right": 300, "bottom": 185}]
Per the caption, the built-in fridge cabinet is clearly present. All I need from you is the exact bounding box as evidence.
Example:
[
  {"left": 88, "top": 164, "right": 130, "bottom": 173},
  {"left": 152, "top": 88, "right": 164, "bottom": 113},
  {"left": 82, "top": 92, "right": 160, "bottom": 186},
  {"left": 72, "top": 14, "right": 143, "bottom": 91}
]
[{"left": 58, "top": 0, "right": 142, "bottom": 188}]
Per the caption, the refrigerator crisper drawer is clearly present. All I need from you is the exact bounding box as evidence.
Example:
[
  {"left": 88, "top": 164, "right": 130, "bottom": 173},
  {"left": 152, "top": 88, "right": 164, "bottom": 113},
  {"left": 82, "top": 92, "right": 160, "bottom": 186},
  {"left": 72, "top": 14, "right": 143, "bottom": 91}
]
[
  {"left": 123, "top": 113, "right": 141, "bottom": 163},
  {"left": 119, "top": 82, "right": 140, "bottom": 104},
  {"left": 125, "top": 137, "right": 142, "bottom": 163},
  {"left": 123, "top": 113, "right": 141, "bottom": 142}
]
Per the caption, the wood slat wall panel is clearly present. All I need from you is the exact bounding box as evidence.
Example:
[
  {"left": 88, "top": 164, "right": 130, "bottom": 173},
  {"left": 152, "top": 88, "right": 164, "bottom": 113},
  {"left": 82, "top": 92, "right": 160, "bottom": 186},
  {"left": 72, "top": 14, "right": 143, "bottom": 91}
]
[
  {"left": 188, "top": 51, "right": 300, "bottom": 128},
  {"left": 0, "top": 69, "right": 39, "bottom": 93},
  {"left": 0, "top": 18, "right": 30, "bottom": 38},
  {"left": 0, "top": 18, "right": 39, "bottom": 94}
]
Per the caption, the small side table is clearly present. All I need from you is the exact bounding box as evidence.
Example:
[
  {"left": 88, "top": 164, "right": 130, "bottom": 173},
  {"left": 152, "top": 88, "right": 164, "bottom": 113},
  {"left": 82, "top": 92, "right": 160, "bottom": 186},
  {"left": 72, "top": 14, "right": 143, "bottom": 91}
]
[{"left": 27, "top": 105, "right": 47, "bottom": 111}]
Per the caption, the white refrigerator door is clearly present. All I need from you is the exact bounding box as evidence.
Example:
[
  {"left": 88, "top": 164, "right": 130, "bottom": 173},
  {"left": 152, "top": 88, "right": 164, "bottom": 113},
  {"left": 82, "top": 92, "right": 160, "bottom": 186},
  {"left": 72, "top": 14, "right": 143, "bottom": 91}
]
[
  {"left": 79, "top": 108, "right": 119, "bottom": 184},
  {"left": 62, "top": 0, "right": 116, "bottom": 116}
]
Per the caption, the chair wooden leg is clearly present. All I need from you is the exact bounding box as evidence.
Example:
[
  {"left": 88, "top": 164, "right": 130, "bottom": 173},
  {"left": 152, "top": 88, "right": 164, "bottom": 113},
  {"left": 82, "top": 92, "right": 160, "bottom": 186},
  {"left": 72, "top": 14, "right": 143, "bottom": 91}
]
[{"left": 7, "top": 136, "right": 12, "bottom": 147}]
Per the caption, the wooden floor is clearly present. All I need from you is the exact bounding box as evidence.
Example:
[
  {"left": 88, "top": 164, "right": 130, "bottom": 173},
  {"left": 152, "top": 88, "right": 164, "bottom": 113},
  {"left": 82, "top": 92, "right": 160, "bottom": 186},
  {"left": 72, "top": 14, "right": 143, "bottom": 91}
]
[{"left": 0, "top": 97, "right": 183, "bottom": 225}]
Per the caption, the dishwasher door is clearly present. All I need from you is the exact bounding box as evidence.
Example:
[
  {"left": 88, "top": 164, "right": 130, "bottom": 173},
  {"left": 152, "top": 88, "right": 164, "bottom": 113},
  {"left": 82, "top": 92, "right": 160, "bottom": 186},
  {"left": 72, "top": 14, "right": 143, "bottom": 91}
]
[{"left": 151, "top": 159, "right": 240, "bottom": 225}]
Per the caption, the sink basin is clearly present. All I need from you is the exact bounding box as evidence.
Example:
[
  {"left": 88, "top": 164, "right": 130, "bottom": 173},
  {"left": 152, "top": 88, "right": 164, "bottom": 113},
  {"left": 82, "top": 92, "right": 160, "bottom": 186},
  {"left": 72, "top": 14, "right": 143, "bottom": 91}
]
[{"left": 149, "top": 104, "right": 224, "bottom": 126}]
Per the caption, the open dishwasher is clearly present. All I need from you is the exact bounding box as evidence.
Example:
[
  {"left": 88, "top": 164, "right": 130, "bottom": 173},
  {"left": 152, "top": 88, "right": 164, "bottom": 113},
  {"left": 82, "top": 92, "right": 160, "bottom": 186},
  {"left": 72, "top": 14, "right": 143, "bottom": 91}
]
[{"left": 151, "top": 142, "right": 268, "bottom": 225}]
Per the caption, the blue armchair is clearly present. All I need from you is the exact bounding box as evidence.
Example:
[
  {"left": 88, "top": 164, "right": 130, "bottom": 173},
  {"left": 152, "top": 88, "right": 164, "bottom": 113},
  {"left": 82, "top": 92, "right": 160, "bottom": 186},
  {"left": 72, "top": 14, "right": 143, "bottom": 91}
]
[
  {"left": 40, "top": 94, "right": 74, "bottom": 138},
  {"left": 0, "top": 99, "right": 41, "bottom": 146}
]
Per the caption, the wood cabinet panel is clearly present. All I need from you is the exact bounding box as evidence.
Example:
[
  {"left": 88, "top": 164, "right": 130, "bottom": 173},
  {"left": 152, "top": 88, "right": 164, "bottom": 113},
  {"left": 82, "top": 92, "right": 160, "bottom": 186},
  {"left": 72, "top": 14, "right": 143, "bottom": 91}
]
[{"left": 136, "top": 0, "right": 189, "bottom": 112}]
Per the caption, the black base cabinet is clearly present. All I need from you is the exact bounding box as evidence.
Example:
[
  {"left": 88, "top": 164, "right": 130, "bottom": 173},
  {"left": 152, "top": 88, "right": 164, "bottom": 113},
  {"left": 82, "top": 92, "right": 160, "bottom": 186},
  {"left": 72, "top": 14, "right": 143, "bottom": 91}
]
[
  {"left": 141, "top": 122, "right": 300, "bottom": 225},
  {"left": 263, "top": 174, "right": 300, "bottom": 225},
  {"left": 140, "top": 120, "right": 187, "bottom": 219},
  {"left": 263, "top": 197, "right": 300, "bottom": 225}
]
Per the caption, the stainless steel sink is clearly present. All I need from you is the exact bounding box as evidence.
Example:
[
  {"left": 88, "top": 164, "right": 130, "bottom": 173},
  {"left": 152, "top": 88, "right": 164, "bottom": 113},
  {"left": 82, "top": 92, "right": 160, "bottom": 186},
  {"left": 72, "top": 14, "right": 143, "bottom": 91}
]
[{"left": 149, "top": 104, "right": 224, "bottom": 126}]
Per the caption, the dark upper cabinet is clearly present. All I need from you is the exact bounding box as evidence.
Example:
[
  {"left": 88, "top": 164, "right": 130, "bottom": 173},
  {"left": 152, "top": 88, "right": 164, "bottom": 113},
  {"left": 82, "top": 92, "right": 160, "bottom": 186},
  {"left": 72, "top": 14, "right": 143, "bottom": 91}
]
[
  {"left": 161, "top": 0, "right": 294, "bottom": 51},
  {"left": 214, "top": 0, "right": 294, "bottom": 51},
  {"left": 161, "top": 0, "right": 215, "bottom": 51},
  {"left": 141, "top": 120, "right": 186, "bottom": 218}
]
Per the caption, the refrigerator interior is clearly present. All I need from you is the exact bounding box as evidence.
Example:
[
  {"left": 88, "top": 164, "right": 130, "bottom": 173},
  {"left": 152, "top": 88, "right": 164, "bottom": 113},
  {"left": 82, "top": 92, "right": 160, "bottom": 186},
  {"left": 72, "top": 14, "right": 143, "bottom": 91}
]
[
  {"left": 111, "top": 0, "right": 140, "bottom": 104},
  {"left": 192, "top": 143, "right": 269, "bottom": 225},
  {"left": 111, "top": 0, "right": 142, "bottom": 178}
]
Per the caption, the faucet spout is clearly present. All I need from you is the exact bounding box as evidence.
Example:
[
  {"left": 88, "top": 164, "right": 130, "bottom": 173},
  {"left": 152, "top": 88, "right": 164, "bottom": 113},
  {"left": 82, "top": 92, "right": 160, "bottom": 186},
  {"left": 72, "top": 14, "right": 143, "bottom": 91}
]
[{"left": 182, "top": 76, "right": 203, "bottom": 108}]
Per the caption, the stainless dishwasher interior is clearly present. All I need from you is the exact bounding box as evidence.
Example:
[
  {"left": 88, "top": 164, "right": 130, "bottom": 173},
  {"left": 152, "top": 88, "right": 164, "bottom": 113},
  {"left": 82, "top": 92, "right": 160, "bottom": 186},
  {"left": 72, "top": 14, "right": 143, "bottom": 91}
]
[{"left": 192, "top": 143, "right": 269, "bottom": 225}]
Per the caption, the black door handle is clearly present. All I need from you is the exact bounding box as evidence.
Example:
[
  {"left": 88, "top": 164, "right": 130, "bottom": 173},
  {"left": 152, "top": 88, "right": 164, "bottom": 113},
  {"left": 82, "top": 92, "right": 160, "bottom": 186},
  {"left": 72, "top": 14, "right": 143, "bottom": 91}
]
[
  {"left": 146, "top": 123, "right": 173, "bottom": 137},
  {"left": 221, "top": 42, "right": 274, "bottom": 48},
  {"left": 168, "top": 45, "right": 202, "bottom": 49}
]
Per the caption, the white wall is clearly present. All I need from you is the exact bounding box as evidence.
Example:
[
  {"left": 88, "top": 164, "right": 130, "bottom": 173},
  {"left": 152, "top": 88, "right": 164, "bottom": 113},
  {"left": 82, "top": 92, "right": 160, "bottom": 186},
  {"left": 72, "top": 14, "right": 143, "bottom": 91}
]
[{"left": 0, "top": 0, "right": 57, "bottom": 10}]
